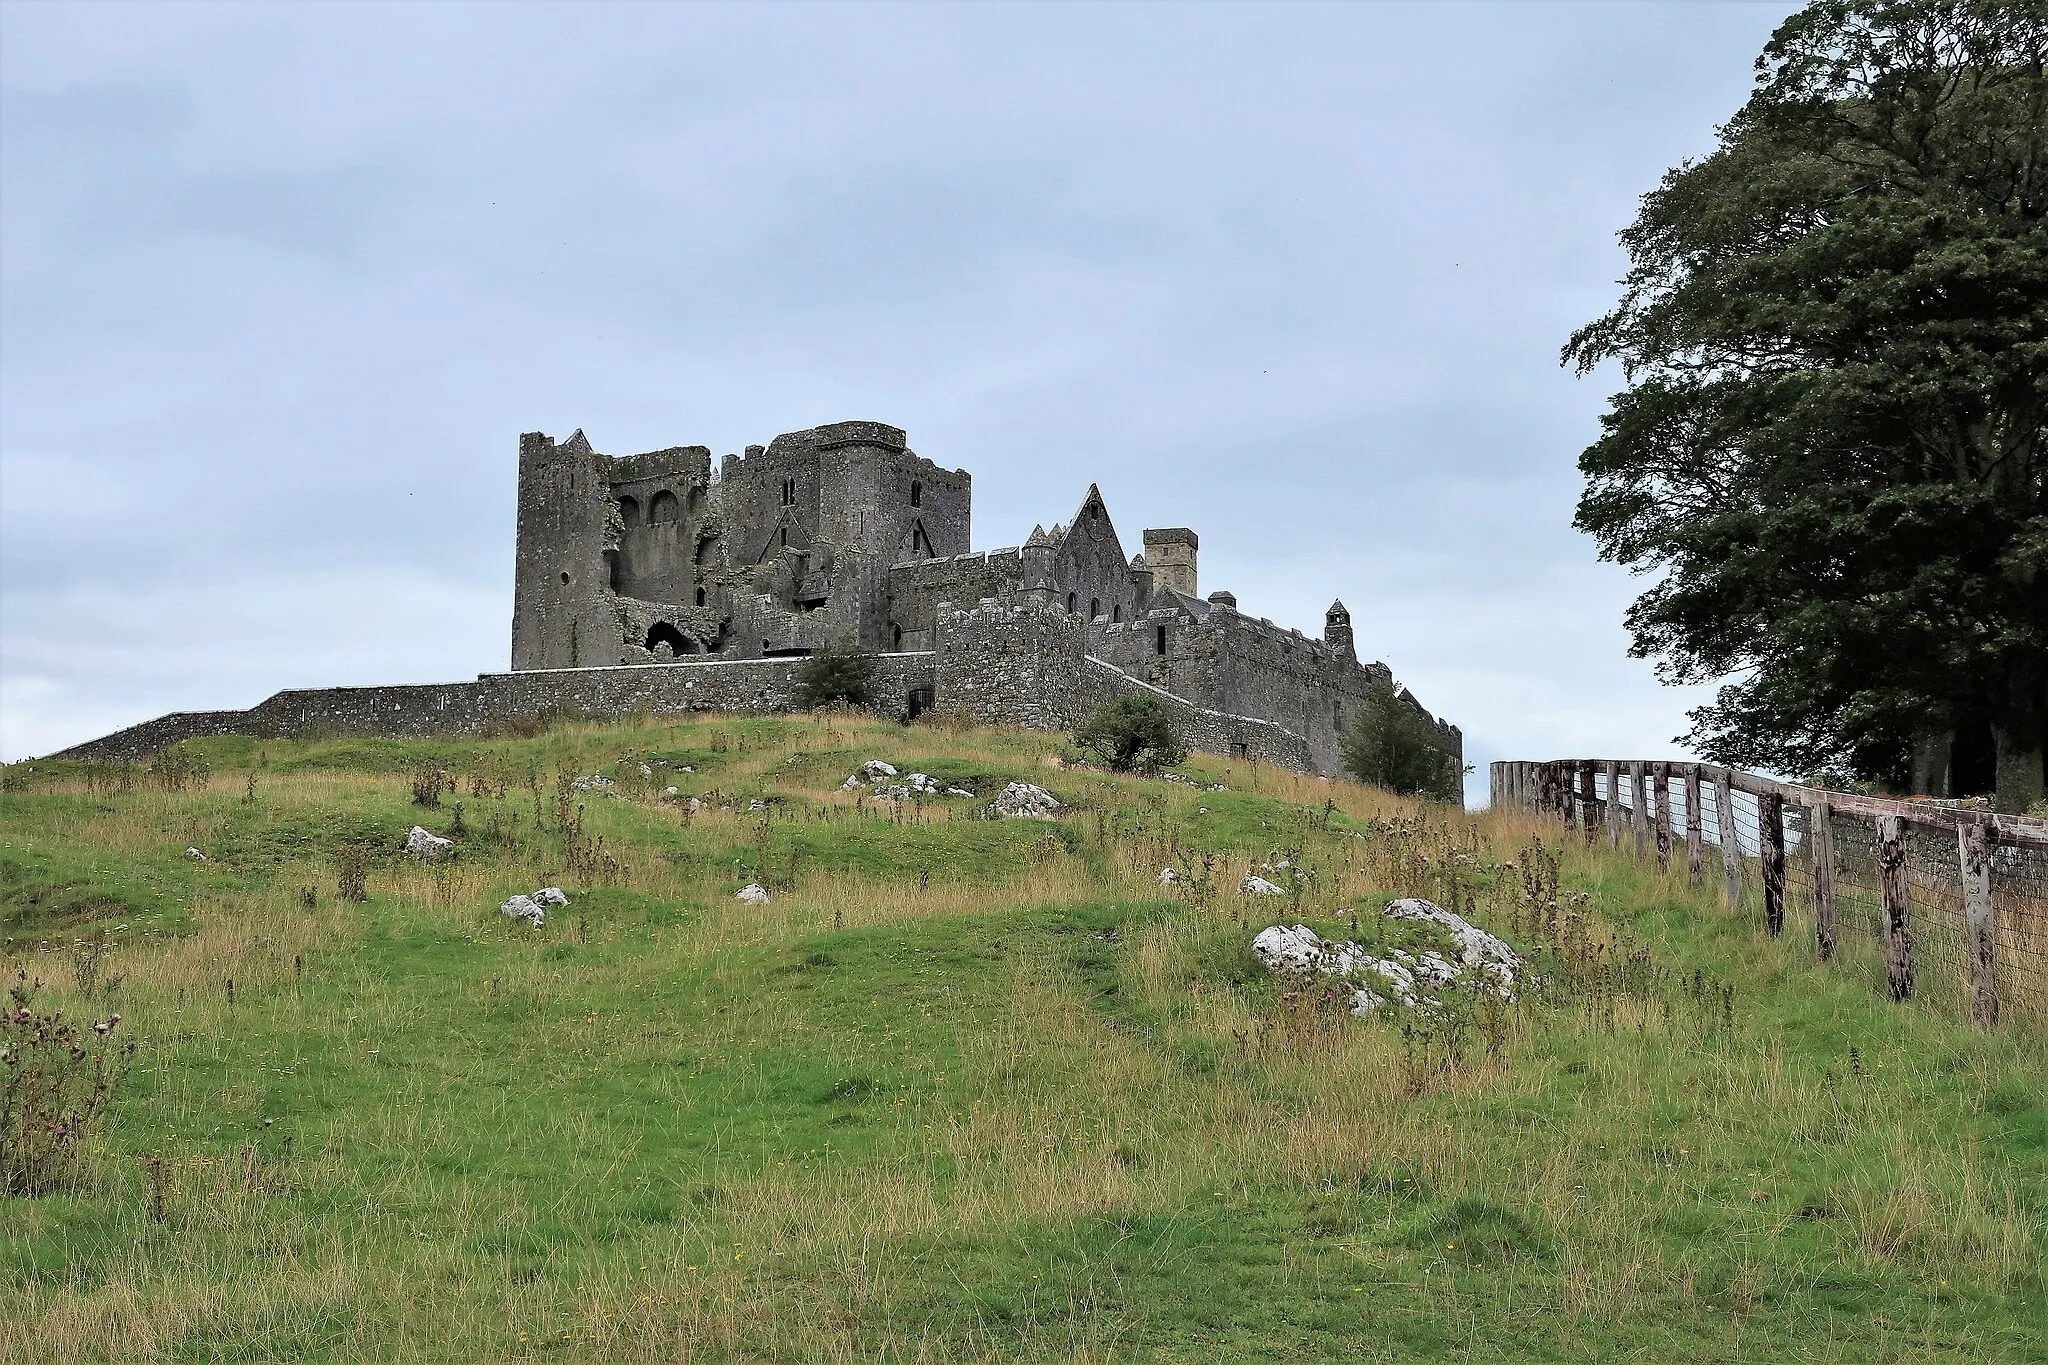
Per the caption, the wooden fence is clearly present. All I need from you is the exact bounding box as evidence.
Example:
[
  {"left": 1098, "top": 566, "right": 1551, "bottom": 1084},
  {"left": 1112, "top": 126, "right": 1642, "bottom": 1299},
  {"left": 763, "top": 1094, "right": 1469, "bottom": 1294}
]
[{"left": 1491, "top": 760, "right": 2048, "bottom": 1028}]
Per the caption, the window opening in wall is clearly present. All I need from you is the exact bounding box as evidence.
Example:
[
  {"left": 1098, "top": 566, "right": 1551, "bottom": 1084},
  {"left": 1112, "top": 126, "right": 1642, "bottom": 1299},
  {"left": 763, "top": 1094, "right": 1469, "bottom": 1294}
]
[
  {"left": 1112, "top": 604, "right": 1121, "bottom": 623},
  {"left": 891, "top": 623, "right": 903, "bottom": 650},
  {"left": 1090, "top": 598, "right": 1100, "bottom": 620},
  {"left": 605, "top": 549, "right": 621, "bottom": 593},
  {"left": 910, "top": 481, "right": 922, "bottom": 508},
  {"left": 780, "top": 477, "right": 796, "bottom": 507},
  {"left": 1067, "top": 592, "right": 1077, "bottom": 613},
  {"left": 1156, "top": 625, "right": 1168, "bottom": 655},
  {"left": 617, "top": 496, "right": 641, "bottom": 528},
  {"left": 560, "top": 571, "right": 571, "bottom": 585},
  {"left": 780, "top": 526, "right": 789, "bottom": 548},
  {"left": 695, "top": 587, "right": 707, "bottom": 607},
  {"left": 649, "top": 490, "right": 679, "bottom": 524}
]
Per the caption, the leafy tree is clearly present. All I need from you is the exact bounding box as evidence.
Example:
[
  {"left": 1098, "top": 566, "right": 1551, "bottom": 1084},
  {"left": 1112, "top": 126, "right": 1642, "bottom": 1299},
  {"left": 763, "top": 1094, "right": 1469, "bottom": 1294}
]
[
  {"left": 1341, "top": 677, "right": 1462, "bottom": 802},
  {"left": 1564, "top": 0, "right": 2047, "bottom": 812},
  {"left": 1073, "top": 693, "right": 1189, "bottom": 774},
  {"left": 796, "top": 638, "right": 878, "bottom": 710}
]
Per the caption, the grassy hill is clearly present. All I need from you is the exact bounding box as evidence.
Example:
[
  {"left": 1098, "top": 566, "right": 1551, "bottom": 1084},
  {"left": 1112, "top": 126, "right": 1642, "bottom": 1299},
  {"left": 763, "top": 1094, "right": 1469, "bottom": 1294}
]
[{"left": 3, "top": 713, "right": 2043, "bottom": 1362}]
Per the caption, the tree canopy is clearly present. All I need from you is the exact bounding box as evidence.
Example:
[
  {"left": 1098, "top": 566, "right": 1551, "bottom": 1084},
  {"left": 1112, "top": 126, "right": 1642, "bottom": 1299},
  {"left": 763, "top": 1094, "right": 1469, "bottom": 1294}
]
[
  {"left": 1566, "top": 0, "right": 2047, "bottom": 812},
  {"left": 1340, "top": 677, "right": 1462, "bottom": 803},
  {"left": 1073, "top": 693, "right": 1188, "bottom": 774},
  {"left": 796, "top": 639, "right": 879, "bottom": 711}
]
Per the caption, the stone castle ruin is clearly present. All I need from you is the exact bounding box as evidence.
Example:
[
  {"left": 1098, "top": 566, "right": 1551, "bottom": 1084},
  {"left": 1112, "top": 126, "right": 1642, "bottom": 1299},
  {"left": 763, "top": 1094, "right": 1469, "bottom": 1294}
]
[
  {"left": 59, "top": 418, "right": 1459, "bottom": 784},
  {"left": 511, "top": 419, "right": 1458, "bottom": 778}
]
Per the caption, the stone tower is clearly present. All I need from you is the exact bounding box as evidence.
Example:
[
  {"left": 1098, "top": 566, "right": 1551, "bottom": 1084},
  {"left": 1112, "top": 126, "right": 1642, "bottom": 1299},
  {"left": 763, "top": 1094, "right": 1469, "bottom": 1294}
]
[
  {"left": 1324, "top": 599, "right": 1355, "bottom": 660},
  {"left": 1142, "top": 528, "right": 1199, "bottom": 599},
  {"left": 511, "top": 430, "right": 618, "bottom": 670}
]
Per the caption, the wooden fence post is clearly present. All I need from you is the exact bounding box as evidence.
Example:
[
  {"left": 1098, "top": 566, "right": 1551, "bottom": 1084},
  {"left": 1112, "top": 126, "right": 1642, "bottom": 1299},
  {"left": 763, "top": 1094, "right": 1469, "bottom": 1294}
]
[
  {"left": 1654, "top": 763, "right": 1673, "bottom": 874},
  {"left": 1604, "top": 760, "right": 1621, "bottom": 849},
  {"left": 1630, "top": 761, "right": 1650, "bottom": 861},
  {"left": 1684, "top": 765, "right": 1703, "bottom": 887},
  {"left": 1810, "top": 798, "right": 1836, "bottom": 963},
  {"left": 1714, "top": 768, "right": 1742, "bottom": 907},
  {"left": 1878, "top": 813, "right": 1913, "bottom": 1001},
  {"left": 1557, "top": 763, "right": 1577, "bottom": 832},
  {"left": 1579, "top": 762, "right": 1599, "bottom": 847},
  {"left": 1959, "top": 821, "right": 1997, "bottom": 1027},
  {"left": 1761, "top": 790, "right": 1786, "bottom": 936}
]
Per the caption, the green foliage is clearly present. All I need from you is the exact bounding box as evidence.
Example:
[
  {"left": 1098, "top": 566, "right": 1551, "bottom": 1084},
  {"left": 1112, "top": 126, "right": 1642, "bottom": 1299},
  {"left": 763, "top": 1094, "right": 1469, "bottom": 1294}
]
[
  {"left": 1340, "top": 677, "right": 1461, "bottom": 801},
  {"left": 795, "top": 638, "right": 880, "bottom": 710},
  {"left": 1071, "top": 693, "right": 1189, "bottom": 773},
  {"left": 1564, "top": 0, "right": 2048, "bottom": 811}
]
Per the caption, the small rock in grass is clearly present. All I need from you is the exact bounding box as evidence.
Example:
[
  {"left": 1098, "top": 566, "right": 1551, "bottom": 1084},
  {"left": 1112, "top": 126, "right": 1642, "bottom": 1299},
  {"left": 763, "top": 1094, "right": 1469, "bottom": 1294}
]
[
  {"left": 532, "top": 887, "right": 569, "bottom": 908},
  {"left": 990, "top": 782, "right": 1062, "bottom": 819},
  {"left": 404, "top": 826, "right": 454, "bottom": 862},
  {"left": 1239, "top": 874, "right": 1286, "bottom": 897},
  {"left": 1157, "top": 867, "right": 1179, "bottom": 886},
  {"left": 663, "top": 786, "right": 680, "bottom": 798},
  {"left": 841, "top": 760, "right": 900, "bottom": 790},
  {"left": 185, "top": 846, "right": 208, "bottom": 862},
  {"left": 736, "top": 883, "right": 771, "bottom": 904},
  {"left": 499, "top": 894, "right": 545, "bottom": 927}
]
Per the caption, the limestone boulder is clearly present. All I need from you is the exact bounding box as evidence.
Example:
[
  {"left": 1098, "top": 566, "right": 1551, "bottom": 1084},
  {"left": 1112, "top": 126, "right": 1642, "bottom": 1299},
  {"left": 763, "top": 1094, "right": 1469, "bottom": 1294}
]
[
  {"left": 989, "top": 782, "right": 1062, "bottom": 819},
  {"left": 404, "top": 826, "right": 454, "bottom": 862},
  {"left": 500, "top": 894, "right": 545, "bottom": 927},
  {"left": 1250, "top": 899, "right": 1522, "bottom": 1015}
]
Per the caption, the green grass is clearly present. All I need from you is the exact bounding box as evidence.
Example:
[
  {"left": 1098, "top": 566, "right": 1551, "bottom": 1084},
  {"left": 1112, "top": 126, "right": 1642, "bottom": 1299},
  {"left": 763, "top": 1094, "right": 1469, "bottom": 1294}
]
[{"left": 2, "top": 713, "right": 2043, "bottom": 1362}]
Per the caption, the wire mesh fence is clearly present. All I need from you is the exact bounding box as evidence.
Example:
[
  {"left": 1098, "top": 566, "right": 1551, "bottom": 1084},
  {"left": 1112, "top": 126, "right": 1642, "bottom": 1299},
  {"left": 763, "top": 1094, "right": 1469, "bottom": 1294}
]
[{"left": 1492, "top": 759, "right": 2048, "bottom": 1027}]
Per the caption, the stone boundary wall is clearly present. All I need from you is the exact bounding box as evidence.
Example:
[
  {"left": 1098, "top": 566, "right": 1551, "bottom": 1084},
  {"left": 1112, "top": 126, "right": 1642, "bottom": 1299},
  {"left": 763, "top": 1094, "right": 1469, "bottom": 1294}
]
[
  {"left": 55, "top": 655, "right": 941, "bottom": 762},
  {"left": 1078, "top": 658, "right": 1314, "bottom": 772},
  {"left": 54, "top": 640, "right": 1319, "bottom": 776}
]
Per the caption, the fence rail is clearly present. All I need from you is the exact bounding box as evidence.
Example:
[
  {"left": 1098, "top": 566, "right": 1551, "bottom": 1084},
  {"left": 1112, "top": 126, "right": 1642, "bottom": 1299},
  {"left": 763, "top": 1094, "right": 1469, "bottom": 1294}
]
[{"left": 1491, "top": 759, "right": 2048, "bottom": 1028}]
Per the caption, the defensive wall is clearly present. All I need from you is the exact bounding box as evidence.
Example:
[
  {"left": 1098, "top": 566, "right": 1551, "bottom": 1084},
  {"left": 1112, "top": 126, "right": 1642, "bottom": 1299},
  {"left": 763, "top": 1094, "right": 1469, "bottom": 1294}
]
[{"left": 54, "top": 598, "right": 1317, "bottom": 774}]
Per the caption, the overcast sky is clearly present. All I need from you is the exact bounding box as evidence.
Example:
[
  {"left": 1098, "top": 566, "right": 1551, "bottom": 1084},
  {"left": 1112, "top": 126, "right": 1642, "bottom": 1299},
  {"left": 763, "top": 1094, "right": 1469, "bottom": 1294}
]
[{"left": 0, "top": 0, "right": 1797, "bottom": 799}]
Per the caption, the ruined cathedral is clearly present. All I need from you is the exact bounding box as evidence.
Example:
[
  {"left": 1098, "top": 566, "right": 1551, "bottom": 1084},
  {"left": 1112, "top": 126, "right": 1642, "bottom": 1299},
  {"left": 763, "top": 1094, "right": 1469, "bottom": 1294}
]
[
  {"left": 60, "top": 417, "right": 1459, "bottom": 781},
  {"left": 513, "top": 419, "right": 1459, "bottom": 778}
]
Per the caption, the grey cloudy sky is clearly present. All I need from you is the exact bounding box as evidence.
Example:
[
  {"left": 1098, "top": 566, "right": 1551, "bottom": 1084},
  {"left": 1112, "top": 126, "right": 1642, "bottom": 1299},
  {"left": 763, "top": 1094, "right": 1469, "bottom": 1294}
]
[{"left": 0, "top": 0, "right": 1796, "bottom": 798}]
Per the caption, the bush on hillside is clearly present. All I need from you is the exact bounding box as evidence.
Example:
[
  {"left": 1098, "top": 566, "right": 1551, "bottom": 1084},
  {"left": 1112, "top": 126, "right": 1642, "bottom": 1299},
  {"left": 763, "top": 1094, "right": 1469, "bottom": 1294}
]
[
  {"left": 1073, "top": 694, "right": 1188, "bottom": 774},
  {"left": 3, "top": 971, "right": 134, "bottom": 1198},
  {"left": 1341, "top": 677, "right": 1461, "bottom": 802},
  {"left": 796, "top": 639, "right": 879, "bottom": 710}
]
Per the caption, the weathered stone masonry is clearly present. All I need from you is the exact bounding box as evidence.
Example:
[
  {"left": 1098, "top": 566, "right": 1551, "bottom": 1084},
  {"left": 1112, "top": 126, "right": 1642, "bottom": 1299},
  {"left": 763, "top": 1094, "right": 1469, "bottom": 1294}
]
[{"left": 59, "top": 419, "right": 1459, "bottom": 791}]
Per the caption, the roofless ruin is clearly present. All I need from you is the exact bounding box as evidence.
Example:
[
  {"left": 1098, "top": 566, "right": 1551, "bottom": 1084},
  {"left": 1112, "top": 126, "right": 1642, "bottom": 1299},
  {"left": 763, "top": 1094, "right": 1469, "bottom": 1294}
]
[{"left": 62, "top": 418, "right": 1459, "bottom": 782}]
